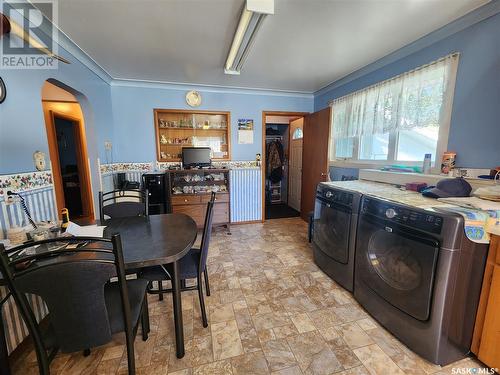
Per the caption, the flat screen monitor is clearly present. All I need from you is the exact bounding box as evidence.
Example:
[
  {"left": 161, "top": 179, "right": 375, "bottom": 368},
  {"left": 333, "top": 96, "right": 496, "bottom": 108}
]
[{"left": 182, "top": 147, "right": 211, "bottom": 168}]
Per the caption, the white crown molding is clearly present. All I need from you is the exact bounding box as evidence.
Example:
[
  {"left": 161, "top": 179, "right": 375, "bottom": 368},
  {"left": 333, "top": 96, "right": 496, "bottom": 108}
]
[
  {"left": 19, "top": 0, "right": 499, "bottom": 97},
  {"left": 55, "top": 31, "right": 113, "bottom": 84},
  {"left": 110, "top": 78, "right": 314, "bottom": 98},
  {"left": 314, "top": 0, "right": 500, "bottom": 97},
  {"left": 18, "top": 0, "right": 312, "bottom": 96},
  {"left": 6, "top": 1, "right": 113, "bottom": 84}
]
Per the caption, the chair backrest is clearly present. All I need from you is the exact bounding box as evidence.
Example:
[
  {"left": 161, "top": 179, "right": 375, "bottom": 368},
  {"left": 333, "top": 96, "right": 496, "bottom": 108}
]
[
  {"left": 199, "top": 192, "right": 216, "bottom": 273},
  {"left": 0, "top": 235, "right": 133, "bottom": 354},
  {"left": 99, "top": 189, "right": 149, "bottom": 222}
]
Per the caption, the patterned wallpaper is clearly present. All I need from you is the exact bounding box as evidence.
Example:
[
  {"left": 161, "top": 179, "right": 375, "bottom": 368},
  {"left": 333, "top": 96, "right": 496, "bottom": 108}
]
[
  {"left": 99, "top": 161, "right": 260, "bottom": 176},
  {"left": 0, "top": 170, "right": 53, "bottom": 198}
]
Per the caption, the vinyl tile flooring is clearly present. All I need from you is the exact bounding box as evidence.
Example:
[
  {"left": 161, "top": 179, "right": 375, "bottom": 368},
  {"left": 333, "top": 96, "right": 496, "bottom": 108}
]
[{"left": 11, "top": 218, "right": 487, "bottom": 374}]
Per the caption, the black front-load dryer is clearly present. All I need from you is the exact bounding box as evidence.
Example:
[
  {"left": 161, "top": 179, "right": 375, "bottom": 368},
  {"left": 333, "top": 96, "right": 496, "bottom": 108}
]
[
  {"left": 312, "top": 183, "right": 362, "bottom": 291},
  {"left": 354, "top": 196, "right": 488, "bottom": 365}
]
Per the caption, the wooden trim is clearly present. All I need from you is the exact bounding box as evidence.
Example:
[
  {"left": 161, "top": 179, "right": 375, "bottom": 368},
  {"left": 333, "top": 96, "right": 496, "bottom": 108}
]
[
  {"left": 46, "top": 111, "right": 94, "bottom": 220},
  {"left": 472, "top": 235, "right": 499, "bottom": 354},
  {"left": 41, "top": 99, "right": 78, "bottom": 104},
  {"left": 261, "top": 111, "right": 309, "bottom": 222},
  {"left": 153, "top": 108, "right": 231, "bottom": 116},
  {"left": 153, "top": 108, "right": 231, "bottom": 163}
]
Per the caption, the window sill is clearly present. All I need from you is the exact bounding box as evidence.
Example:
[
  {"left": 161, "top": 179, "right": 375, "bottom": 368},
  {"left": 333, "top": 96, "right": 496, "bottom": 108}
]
[
  {"left": 358, "top": 169, "right": 494, "bottom": 190},
  {"left": 329, "top": 160, "right": 425, "bottom": 169}
]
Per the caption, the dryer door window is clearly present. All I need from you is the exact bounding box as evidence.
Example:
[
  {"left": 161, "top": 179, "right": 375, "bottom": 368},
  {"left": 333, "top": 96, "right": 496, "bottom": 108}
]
[
  {"left": 357, "top": 215, "right": 439, "bottom": 321},
  {"left": 313, "top": 198, "right": 351, "bottom": 264}
]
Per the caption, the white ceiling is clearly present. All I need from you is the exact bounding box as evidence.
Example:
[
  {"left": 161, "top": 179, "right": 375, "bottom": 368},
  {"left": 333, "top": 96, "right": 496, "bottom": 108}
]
[{"left": 47, "top": 0, "right": 489, "bottom": 92}]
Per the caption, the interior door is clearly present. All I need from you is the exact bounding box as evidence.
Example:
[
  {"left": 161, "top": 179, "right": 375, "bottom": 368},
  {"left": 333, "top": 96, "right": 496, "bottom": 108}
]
[
  {"left": 300, "top": 107, "right": 331, "bottom": 221},
  {"left": 288, "top": 118, "right": 303, "bottom": 211}
]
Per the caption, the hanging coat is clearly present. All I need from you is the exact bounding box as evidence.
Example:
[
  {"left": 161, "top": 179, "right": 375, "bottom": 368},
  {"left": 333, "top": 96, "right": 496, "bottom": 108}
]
[{"left": 267, "top": 140, "right": 284, "bottom": 183}]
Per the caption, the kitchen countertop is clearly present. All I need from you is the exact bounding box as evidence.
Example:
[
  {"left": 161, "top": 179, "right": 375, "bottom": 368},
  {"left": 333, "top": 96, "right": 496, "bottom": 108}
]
[
  {"left": 321, "top": 180, "right": 454, "bottom": 209},
  {"left": 321, "top": 180, "right": 500, "bottom": 243}
]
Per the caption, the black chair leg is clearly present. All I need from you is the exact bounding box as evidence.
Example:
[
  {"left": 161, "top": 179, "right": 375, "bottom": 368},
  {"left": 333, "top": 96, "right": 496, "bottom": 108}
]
[
  {"left": 141, "top": 294, "right": 150, "bottom": 341},
  {"left": 158, "top": 281, "right": 164, "bottom": 301},
  {"left": 197, "top": 275, "right": 208, "bottom": 328},
  {"left": 34, "top": 346, "right": 50, "bottom": 375},
  {"left": 125, "top": 329, "right": 136, "bottom": 375},
  {"left": 203, "top": 268, "right": 211, "bottom": 297}
]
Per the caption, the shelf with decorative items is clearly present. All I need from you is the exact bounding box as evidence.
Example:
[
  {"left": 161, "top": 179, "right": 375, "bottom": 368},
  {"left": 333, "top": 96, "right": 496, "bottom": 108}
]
[
  {"left": 154, "top": 109, "right": 231, "bottom": 162},
  {"left": 167, "top": 168, "right": 230, "bottom": 229}
]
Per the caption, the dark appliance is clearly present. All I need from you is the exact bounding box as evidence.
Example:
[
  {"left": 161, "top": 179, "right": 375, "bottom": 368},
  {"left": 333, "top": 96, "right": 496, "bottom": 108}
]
[
  {"left": 312, "top": 183, "right": 362, "bottom": 291},
  {"left": 354, "top": 196, "right": 488, "bottom": 365},
  {"left": 182, "top": 147, "right": 211, "bottom": 168},
  {"left": 142, "top": 172, "right": 169, "bottom": 215},
  {"left": 115, "top": 172, "right": 140, "bottom": 190}
]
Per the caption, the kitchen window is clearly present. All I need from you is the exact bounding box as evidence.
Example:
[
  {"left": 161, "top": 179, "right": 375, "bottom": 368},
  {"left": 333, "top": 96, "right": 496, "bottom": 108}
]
[{"left": 329, "top": 54, "right": 459, "bottom": 169}]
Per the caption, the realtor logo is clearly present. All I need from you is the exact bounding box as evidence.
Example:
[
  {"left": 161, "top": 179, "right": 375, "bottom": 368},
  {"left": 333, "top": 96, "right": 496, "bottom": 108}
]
[{"left": 0, "top": 0, "right": 59, "bottom": 69}]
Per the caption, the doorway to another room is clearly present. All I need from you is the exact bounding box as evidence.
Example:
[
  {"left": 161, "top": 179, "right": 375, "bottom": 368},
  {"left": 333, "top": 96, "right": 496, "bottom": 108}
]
[
  {"left": 262, "top": 112, "right": 307, "bottom": 220},
  {"left": 41, "top": 81, "right": 94, "bottom": 220}
]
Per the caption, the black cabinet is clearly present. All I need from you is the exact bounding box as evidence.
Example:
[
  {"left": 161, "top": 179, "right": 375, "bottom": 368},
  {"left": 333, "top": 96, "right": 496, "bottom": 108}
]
[{"left": 142, "top": 173, "right": 170, "bottom": 215}]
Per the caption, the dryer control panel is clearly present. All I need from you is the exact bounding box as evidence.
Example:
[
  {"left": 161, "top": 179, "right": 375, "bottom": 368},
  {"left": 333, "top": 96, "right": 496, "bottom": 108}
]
[
  {"left": 361, "top": 197, "right": 443, "bottom": 234},
  {"left": 316, "top": 185, "right": 353, "bottom": 207}
]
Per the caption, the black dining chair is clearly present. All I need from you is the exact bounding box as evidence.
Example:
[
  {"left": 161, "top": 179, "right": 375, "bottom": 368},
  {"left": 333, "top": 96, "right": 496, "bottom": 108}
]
[
  {"left": 99, "top": 189, "right": 149, "bottom": 222},
  {"left": 0, "top": 235, "right": 150, "bottom": 375},
  {"left": 140, "top": 192, "right": 216, "bottom": 328}
]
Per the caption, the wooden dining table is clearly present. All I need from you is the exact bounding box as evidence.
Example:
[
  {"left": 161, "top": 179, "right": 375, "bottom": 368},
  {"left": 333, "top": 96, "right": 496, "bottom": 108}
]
[{"left": 0, "top": 213, "right": 197, "bottom": 375}]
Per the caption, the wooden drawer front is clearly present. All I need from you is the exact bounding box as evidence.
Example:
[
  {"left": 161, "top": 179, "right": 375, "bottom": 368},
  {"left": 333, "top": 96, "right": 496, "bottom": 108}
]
[
  {"left": 213, "top": 203, "right": 229, "bottom": 224},
  {"left": 172, "top": 205, "right": 205, "bottom": 226},
  {"left": 201, "top": 193, "right": 229, "bottom": 204},
  {"left": 171, "top": 195, "right": 201, "bottom": 205}
]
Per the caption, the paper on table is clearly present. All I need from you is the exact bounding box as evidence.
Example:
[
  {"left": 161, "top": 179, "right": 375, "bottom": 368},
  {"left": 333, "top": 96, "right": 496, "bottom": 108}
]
[{"left": 66, "top": 222, "right": 106, "bottom": 238}]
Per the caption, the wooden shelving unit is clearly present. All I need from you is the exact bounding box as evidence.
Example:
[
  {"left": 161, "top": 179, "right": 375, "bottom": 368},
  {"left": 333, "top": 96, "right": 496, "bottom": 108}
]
[
  {"left": 154, "top": 109, "right": 231, "bottom": 162},
  {"left": 167, "top": 168, "right": 230, "bottom": 228}
]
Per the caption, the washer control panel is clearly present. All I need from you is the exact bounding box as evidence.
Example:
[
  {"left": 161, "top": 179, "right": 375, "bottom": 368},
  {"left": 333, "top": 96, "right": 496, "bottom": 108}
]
[{"left": 362, "top": 197, "right": 443, "bottom": 234}]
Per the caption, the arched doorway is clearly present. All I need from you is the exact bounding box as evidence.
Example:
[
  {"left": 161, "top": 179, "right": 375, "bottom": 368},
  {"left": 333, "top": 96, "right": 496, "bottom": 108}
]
[{"left": 41, "top": 80, "right": 94, "bottom": 220}]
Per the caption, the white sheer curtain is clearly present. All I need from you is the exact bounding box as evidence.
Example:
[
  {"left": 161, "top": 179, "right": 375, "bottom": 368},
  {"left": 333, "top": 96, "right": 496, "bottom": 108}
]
[{"left": 331, "top": 54, "right": 459, "bottom": 139}]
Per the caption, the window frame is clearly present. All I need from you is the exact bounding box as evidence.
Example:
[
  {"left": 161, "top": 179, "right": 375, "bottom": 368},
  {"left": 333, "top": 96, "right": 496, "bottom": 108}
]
[
  {"left": 329, "top": 54, "right": 458, "bottom": 173},
  {"left": 331, "top": 127, "right": 444, "bottom": 168}
]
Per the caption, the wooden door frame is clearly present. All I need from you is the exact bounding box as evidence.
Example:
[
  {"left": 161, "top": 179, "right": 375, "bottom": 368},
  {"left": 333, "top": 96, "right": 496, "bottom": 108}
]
[
  {"left": 287, "top": 117, "right": 304, "bottom": 212},
  {"left": 45, "top": 111, "right": 94, "bottom": 219},
  {"left": 261, "top": 111, "right": 309, "bottom": 222}
]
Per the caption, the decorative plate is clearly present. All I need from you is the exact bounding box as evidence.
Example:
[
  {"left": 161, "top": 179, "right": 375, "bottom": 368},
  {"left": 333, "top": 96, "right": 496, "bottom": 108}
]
[
  {"left": 0, "top": 77, "right": 6, "bottom": 104},
  {"left": 186, "top": 90, "right": 201, "bottom": 107}
]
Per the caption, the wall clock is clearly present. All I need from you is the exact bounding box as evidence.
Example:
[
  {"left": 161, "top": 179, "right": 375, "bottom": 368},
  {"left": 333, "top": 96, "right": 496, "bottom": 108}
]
[
  {"left": 186, "top": 90, "right": 201, "bottom": 107},
  {"left": 0, "top": 77, "right": 6, "bottom": 104}
]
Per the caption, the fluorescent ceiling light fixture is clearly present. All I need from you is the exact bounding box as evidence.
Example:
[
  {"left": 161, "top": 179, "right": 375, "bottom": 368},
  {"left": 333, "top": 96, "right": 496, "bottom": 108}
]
[{"left": 225, "top": 0, "right": 274, "bottom": 75}]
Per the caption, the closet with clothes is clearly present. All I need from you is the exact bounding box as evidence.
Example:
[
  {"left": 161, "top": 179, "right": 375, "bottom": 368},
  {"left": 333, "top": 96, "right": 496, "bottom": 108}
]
[{"left": 265, "top": 121, "right": 300, "bottom": 219}]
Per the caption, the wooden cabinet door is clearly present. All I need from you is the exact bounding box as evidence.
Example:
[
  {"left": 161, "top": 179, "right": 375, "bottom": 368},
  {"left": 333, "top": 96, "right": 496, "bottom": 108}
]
[
  {"left": 300, "top": 107, "right": 331, "bottom": 221},
  {"left": 478, "top": 263, "right": 500, "bottom": 369}
]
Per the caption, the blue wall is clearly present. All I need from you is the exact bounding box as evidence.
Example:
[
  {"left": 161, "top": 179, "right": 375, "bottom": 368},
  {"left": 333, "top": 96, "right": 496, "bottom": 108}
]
[
  {"left": 315, "top": 9, "right": 500, "bottom": 168},
  {"left": 0, "top": 43, "right": 114, "bottom": 176},
  {"left": 110, "top": 84, "right": 313, "bottom": 162}
]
